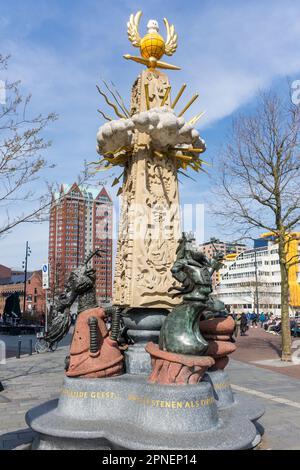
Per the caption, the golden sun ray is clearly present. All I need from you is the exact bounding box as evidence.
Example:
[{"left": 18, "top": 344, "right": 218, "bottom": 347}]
[
  {"left": 97, "top": 110, "right": 113, "bottom": 121},
  {"left": 144, "top": 84, "right": 150, "bottom": 110},
  {"left": 171, "top": 147, "right": 205, "bottom": 154},
  {"left": 188, "top": 111, "right": 206, "bottom": 126},
  {"left": 161, "top": 86, "right": 171, "bottom": 106},
  {"left": 177, "top": 94, "right": 199, "bottom": 117},
  {"left": 103, "top": 80, "right": 130, "bottom": 118},
  {"left": 96, "top": 85, "right": 127, "bottom": 119},
  {"left": 171, "top": 84, "right": 187, "bottom": 109}
]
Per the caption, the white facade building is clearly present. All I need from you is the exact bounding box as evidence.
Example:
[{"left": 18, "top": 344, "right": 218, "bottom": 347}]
[{"left": 216, "top": 238, "right": 300, "bottom": 316}]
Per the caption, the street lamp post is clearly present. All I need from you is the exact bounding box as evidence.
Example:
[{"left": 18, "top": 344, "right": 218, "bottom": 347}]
[{"left": 22, "top": 241, "right": 31, "bottom": 315}]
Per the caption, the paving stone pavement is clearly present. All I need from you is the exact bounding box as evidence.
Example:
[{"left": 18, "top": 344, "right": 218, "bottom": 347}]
[
  {"left": 228, "top": 360, "right": 300, "bottom": 450},
  {"left": 232, "top": 327, "right": 300, "bottom": 379},
  {"left": 0, "top": 346, "right": 300, "bottom": 450},
  {"left": 0, "top": 347, "right": 67, "bottom": 450}
]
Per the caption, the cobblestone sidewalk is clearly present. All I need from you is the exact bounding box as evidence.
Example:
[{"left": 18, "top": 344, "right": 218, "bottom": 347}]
[{"left": 0, "top": 347, "right": 67, "bottom": 449}]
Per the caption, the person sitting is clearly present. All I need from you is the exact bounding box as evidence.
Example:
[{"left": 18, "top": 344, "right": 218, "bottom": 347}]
[
  {"left": 264, "top": 314, "right": 274, "bottom": 331},
  {"left": 268, "top": 317, "right": 281, "bottom": 334}
]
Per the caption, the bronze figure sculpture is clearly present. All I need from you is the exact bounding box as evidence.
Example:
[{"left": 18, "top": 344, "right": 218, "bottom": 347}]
[
  {"left": 159, "top": 233, "right": 224, "bottom": 355},
  {"left": 36, "top": 250, "right": 106, "bottom": 350}
]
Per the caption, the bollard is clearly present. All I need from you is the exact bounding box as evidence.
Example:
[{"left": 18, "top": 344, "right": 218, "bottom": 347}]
[
  {"left": 29, "top": 339, "right": 33, "bottom": 356},
  {"left": 17, "top": 339, "right": 21, "bottom": 359}
]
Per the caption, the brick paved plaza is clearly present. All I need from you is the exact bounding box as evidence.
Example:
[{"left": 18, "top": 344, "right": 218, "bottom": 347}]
[
  {"left": 1, "top": 328, "right": 300, "bottom": 450},
  {"left": 233, "top": 328, "right": 300, "bottom": 380}
]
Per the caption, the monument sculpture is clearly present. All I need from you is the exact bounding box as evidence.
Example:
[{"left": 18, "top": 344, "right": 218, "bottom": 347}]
[
  {"left": 36, "top": 250, "right": 124, "bottom": 376},
  {"left": 159, "top": 233, "right": 224, "bottom": 354},
  {"left": 145, "top": 233, "right": 224, "bottom": 384},
  {"left": 26, "top": 11, "right": 264, "bottom": 450}
]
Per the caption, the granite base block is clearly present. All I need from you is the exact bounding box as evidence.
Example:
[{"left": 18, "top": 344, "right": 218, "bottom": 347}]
[
  {"left": 26, "top": 374, "right": 257, "bottom": 450},
  {"left": 204, "top": 369, "right": 265, "bottom": 421},
  {"left": 204, "top": 369, "right": 265, "bottom": 447}
]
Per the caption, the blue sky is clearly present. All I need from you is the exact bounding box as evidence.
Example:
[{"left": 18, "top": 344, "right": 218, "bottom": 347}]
[{"left": 1, "top": 0, "right": 300, "bottom": 269}]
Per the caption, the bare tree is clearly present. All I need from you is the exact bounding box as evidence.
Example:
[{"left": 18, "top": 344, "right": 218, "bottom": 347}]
[
  {"left": 0, "top": 54, "right": 58, "bottom": 237},
  {"left": 213, "top": 88, "right": 300, "bottom": 361},
  {"left": 248, "top": 280, "right": 279, "bottom": 313}
]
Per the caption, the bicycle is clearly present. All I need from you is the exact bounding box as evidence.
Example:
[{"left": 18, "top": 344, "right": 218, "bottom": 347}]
[{"left": 35, "top": 331, "right": 58, "bottom": 354}]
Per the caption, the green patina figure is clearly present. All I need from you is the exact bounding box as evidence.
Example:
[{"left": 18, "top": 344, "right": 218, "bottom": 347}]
[{"left": 159, "top": 233, "right": 224, "bottom": 355}]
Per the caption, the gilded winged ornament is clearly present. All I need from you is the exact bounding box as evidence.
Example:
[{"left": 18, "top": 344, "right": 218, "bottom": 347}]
[{"left": 124, "top": 11, "right": 180, "bottom": 70}]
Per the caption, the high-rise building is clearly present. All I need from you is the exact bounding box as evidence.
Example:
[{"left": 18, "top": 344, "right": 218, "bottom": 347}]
[
  {"left": 216, "top": 233, "right": 300, "bottom": 316},
  {"left": 48, "top": 183, "right": 113, "bottom": 304},
  {"left": 198, "top": 237, "right": 247, "bottom": 289}
]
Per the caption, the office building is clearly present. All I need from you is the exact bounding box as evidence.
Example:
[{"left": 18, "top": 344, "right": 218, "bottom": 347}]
[{"left": 216, "top": 233, "right": 300, "bottom": 316}]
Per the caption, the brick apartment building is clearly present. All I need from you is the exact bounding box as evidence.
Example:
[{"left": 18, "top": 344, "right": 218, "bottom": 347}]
[
  {"left": 199, "top": 237, "right": 246, "bottom": 258},
  {"left": 48, "top": 183, "right": 113, "bottom": 303},
  {"left": 0, "top": 264, "right": 12, "bottom": 281},
  {"left": 0, "top": 268, "right": 45, "bottom": 317}
]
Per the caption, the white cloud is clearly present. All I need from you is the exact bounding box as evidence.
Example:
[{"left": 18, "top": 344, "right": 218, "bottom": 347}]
[
  {"left": 97, "top": 118, "right": 134, "bottom": 154},
  {"left": 96, "top": 107, "right": 205, "bottom": 154},
  {"left": 172, "top": 1, "right": 300, "bottom": 126}
]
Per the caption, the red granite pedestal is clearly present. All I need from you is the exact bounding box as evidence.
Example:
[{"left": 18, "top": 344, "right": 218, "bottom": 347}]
[
  {"left": 200, "top": 316, "right": 236, "bottom": 370},
  {"left": 66, "top": 307, "right": 124, "bottom": 378},
  {"left": 146, "top": 342, "right": 215, "bottom": 385}
]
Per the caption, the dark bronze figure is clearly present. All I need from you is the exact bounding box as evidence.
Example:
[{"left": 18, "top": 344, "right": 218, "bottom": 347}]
[
  {"left": 36, "top": 249, "right": 105, "bottom": 351},
  {"left": 159, "top": 233, "right": 225, "bottom": 355}
]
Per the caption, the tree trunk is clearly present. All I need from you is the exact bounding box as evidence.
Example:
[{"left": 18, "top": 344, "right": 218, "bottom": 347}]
[{"left": 279, "top": 239, "right": 292, "bottom": 361}]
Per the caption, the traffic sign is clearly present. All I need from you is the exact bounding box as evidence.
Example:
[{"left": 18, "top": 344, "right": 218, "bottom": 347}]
[{"left": 42, "top": 263, "right": 49, "bottom": 289}]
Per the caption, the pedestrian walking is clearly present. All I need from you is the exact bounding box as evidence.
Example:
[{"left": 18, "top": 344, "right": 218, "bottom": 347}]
[
  {"left": 250, "top": 312, "right": 258, "bottom": 328},
  {"left": 259, "top": 311, "right": 266, "bottom": 328},
  {"left": 240, "top": 313, "right": 248, "bottom": 336},
  {"left": 234, "top": 313, "right": 242, "bottom": 337}
]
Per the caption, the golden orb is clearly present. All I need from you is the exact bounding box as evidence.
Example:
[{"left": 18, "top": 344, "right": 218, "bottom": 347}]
[{"left": 140, "top": 33, "right": 165, "bottom": 60}]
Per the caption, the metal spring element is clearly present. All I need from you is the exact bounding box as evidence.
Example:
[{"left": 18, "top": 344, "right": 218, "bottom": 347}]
[
  {"left": 88, "top": 316, "right": 99, "bottom": 354},
  {"left": 110, "top": 306, "right": 122, "bottom": 342}
]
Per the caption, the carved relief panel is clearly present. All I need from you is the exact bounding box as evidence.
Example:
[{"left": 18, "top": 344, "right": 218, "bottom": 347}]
[{"left": 113, "top": 69, "right": 181, "bottom": 309}]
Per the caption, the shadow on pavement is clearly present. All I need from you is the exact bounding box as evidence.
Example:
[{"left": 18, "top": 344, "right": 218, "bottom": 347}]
[{"left": 0, "top": 428, "right": 35, "bottom": 450}]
